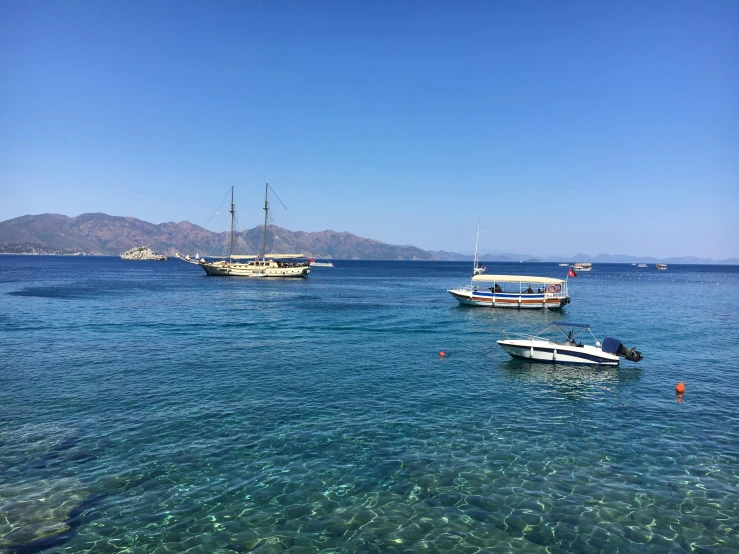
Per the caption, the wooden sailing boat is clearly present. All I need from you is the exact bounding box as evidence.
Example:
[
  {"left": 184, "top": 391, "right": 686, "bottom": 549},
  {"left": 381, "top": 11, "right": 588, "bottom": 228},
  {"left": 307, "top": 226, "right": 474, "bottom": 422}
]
[{"left": 197, "top": 184, "right": 311, "bottom": 278}]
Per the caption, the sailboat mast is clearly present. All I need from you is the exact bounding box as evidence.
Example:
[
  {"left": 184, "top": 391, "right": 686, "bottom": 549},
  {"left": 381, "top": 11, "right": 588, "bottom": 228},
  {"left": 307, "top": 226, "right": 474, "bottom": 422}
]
[
  {"left": 262, "top": 182, "right": 269, "bottom": 260},
  {"left": 474, "top": 221, "right": 480, "bottom": 270},
  {"left": 228, "top": 186, "right": 235, "bottom": 263}
]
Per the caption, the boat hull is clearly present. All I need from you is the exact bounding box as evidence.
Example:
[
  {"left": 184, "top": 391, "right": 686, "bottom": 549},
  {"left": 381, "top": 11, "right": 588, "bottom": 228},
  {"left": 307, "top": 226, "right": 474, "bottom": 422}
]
[
  {"left": 497, "top": 339, "right": 619, "bottom": 366},
  {"left": 448, "top": 288, "right": 569, "bottom": 309},
  {"left": 200, "top": 262, "right": 310, "bottom": 278}
]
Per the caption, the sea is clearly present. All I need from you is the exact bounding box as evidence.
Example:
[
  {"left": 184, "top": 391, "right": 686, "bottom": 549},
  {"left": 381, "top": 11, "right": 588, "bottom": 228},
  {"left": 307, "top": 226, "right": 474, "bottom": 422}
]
[{"left": 1, "top": 256, "right": 738, "bottom": 554}]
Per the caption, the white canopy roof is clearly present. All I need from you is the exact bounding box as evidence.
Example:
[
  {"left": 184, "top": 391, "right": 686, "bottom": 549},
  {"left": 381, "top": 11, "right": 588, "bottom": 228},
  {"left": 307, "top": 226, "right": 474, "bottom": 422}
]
[
  {"left": 472, "top": 274, "right": 565, "bottom": 285},
  {"left": 230, "top": 254, "right": 305, "bottom": 259}
]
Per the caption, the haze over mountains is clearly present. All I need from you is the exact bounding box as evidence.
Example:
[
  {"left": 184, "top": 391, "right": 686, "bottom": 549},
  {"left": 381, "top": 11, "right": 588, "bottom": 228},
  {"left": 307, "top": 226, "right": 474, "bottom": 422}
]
[{"left": 0, "top": 213, "right": 737, "bottom": 264}]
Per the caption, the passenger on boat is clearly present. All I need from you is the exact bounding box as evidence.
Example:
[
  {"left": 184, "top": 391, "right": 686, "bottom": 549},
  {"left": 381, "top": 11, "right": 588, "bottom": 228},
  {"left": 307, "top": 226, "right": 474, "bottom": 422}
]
[
  {"left": 494, "top": 284, "right": 502, "bottom": 293},
  {"left": 525, "top": 286, "right": 533, "bottom": 294},
  {"left": 537, "top": 288, "right": 543, "bottom": 293}
]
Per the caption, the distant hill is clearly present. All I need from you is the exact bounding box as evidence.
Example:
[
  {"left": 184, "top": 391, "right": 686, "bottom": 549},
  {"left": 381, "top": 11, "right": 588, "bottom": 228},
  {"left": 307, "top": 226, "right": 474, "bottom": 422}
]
[
  {"left": 0, "top": 213, "right": 434, "bottom": 260},
  {"left": 0, "top": 213, "right": 737, "bottom": 264}
]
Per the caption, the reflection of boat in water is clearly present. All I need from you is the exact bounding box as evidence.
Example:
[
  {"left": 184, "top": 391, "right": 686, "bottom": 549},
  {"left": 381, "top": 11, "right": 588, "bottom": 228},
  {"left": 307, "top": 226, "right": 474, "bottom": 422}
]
[
  {"left": 310, "top": 257, "right": 334, "bottom": 268},
  {"left": 656, "top": 263, "right": 667, "bottom": 270},
  {"left": 572, "top": 262, "right": 591, "bottom": 271},
  {"left": 448, "top": 275, "right": 570, "bottom": 309},
  {"left": 194, "top": 185, "right": 310, "bottom": 278},
  {"left": 497, "top": 322, "right": 643, "bottom": 366}
]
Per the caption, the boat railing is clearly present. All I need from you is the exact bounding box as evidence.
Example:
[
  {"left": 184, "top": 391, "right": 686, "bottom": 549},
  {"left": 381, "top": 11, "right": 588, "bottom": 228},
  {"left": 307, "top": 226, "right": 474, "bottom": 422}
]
[{"left": 499, "top": 330, "right": 541, "bottom": 341}]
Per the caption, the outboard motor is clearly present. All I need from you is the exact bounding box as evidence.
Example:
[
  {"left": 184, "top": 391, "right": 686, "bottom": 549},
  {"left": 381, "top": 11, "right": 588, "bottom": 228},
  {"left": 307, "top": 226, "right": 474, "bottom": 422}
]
[{"left": 603, "top": 337, "right": 644, "bottom": 362}]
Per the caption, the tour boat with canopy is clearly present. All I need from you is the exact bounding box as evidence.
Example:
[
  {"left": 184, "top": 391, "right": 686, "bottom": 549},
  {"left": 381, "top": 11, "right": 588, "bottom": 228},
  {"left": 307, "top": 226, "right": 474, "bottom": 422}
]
[
  {"left": 448, "top": 274, "right": 571, "bottom": 309},
  {"left": 497, "top": 322, "right": 644, "bottom": 366}
]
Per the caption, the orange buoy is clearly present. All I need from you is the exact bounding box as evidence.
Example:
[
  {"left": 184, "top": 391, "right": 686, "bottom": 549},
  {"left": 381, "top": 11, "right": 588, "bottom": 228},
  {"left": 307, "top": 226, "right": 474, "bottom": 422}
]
[
  {"left": 439, "top": 351, "right": 446, "bottom": 357},
  {"left": 675, "top": 382, "right": 685, "bottom": 394}
]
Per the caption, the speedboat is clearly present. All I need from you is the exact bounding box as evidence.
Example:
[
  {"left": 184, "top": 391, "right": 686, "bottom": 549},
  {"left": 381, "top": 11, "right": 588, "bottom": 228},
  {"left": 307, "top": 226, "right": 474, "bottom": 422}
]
[
  {"left": 497, "top": 322, "right": 643, "bottom": 366},
  {"left": 310, "top": 257, "right": 334, "bottom": 268}
]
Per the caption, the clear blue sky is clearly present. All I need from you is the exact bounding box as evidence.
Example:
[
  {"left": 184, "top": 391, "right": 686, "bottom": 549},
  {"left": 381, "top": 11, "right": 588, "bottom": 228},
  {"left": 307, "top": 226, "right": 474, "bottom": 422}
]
[{"left": 1, "top": 1, "right": 737, "bottom": 258}]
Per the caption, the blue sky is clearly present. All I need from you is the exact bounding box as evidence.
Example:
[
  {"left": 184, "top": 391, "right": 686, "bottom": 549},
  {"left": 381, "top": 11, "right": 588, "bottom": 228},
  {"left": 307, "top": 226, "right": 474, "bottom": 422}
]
[{"left": 1, "top": 1, "right": 737, "bottom": 258}]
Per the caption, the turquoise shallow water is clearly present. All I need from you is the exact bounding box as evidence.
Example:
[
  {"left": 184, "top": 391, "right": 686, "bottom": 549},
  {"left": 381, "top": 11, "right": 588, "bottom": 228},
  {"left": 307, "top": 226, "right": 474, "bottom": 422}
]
[{"left": 1, "top": 257, "right": 738, "bottom": 553}]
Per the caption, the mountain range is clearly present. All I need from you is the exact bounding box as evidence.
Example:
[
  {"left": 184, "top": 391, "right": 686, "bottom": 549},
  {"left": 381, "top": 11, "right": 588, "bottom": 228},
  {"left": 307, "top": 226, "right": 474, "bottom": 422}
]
[
  {"left": 0, "top": 213, "right": 737, "bottom": 264},
  {"left": 0, "top": 213, "right": 432, "bottom": 260}
]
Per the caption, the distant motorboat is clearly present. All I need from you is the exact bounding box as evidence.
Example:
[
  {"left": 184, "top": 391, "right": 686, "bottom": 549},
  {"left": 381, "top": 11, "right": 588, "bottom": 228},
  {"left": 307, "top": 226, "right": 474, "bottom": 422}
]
[
  {"left": 573, "top": 262, "right": 591, "bottom": 271},
  {"left": 310, "top": 257, "right": 334, "bottom": 268},
  {"left": 497, "top": 322, "right": 643, "bottom": 366},
  {"left": 656, "top": 263, "right": 667, "bottom": 270},
  {"left": 558, "top": 263, "right": 570, "bottom": 267},
  {"left": 638, "top": 263, "right": 648, "bottom": 268}
]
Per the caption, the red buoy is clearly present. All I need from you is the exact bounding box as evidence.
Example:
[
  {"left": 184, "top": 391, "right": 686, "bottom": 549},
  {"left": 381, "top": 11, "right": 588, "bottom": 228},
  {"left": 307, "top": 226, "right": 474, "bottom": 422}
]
[
  {"left": 439, "top": 351, "right": 446, "bottom": 357},
  {"left": 676, "top": 382, "right": 685, "bottom": 394}
]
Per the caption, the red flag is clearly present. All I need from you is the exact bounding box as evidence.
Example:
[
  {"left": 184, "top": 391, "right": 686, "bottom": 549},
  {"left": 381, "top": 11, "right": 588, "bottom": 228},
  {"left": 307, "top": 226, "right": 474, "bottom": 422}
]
[{"left": 568, "top": 268, "right": 577, "bottom": 278}]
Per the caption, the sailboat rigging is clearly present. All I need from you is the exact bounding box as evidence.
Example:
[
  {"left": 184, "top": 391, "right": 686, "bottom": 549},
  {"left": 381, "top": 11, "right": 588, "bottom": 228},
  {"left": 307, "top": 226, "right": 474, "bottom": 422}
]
[
  {"left": 473, "top": 222, "right": 487, "bottom": 276},
  {"left": 193, "top": 184, "right": 311, "bottom": 278}
]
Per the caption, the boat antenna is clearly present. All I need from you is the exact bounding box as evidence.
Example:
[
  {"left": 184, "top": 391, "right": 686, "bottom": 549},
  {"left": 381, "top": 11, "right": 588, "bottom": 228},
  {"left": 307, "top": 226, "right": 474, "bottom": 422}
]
[{"left": 228, "top": 186, "right": 235, "bottom": 263}]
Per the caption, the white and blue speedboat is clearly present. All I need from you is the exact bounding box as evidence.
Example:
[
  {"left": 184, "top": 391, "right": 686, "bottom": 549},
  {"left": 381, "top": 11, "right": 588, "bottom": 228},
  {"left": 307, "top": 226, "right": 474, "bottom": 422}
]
[{"left": 497, "top": 322, "right": 643, "bottom": 366}]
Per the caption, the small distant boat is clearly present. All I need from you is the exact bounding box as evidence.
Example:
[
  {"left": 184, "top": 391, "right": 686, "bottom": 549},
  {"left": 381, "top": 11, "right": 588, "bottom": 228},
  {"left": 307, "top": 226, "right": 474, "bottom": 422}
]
[
  {"left": 656, "top": 263, "right": 667, "bottom": 270},
  {"left": 558, "top": 263, "right": 570, "bottom": 267},
  {"left": 497, "top": 322, "right": 643, "bottom": 366},
  {"left": 638, "top": 263, "right": 648, "bottom": 268},
  {"left": 195, "top": 252, "right": 200, "bottom": 260},
  {"left": 572, "top": 262, "right": 591, "bottom": 271},
  {"left": 472, "top": 221, "right": 486, "bottom": 275},
  {"left": 448, "top": 274, "right": 571, "bottom": 310},
  {"left": 310, "top": 257, "right": 334, "bottom": 268}
]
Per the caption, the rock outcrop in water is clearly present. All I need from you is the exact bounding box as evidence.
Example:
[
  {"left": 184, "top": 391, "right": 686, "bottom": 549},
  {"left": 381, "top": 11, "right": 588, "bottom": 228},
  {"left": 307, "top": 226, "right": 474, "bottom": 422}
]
[
  {"left": 120, "top": 246, "right": 168, "bottom": 261},
  {"left": 0, "top": 478, "right": 89, "bottom": 549}
]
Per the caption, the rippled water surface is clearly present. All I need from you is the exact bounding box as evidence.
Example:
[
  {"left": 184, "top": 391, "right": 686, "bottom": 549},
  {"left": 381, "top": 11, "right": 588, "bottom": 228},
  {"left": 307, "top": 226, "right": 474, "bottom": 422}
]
[{"left": 1, "top": 257, "right": 738, "bottom": 553}]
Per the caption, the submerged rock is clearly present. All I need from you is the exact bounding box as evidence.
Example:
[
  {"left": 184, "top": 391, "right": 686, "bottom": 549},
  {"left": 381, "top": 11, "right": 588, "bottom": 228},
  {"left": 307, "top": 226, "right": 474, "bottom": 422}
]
[
  {"left": 0, "top": 478, "right": 89, "bottom": 549},
  {"left": 120, "top": 246, "right": 168, "bottom": 261}
]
